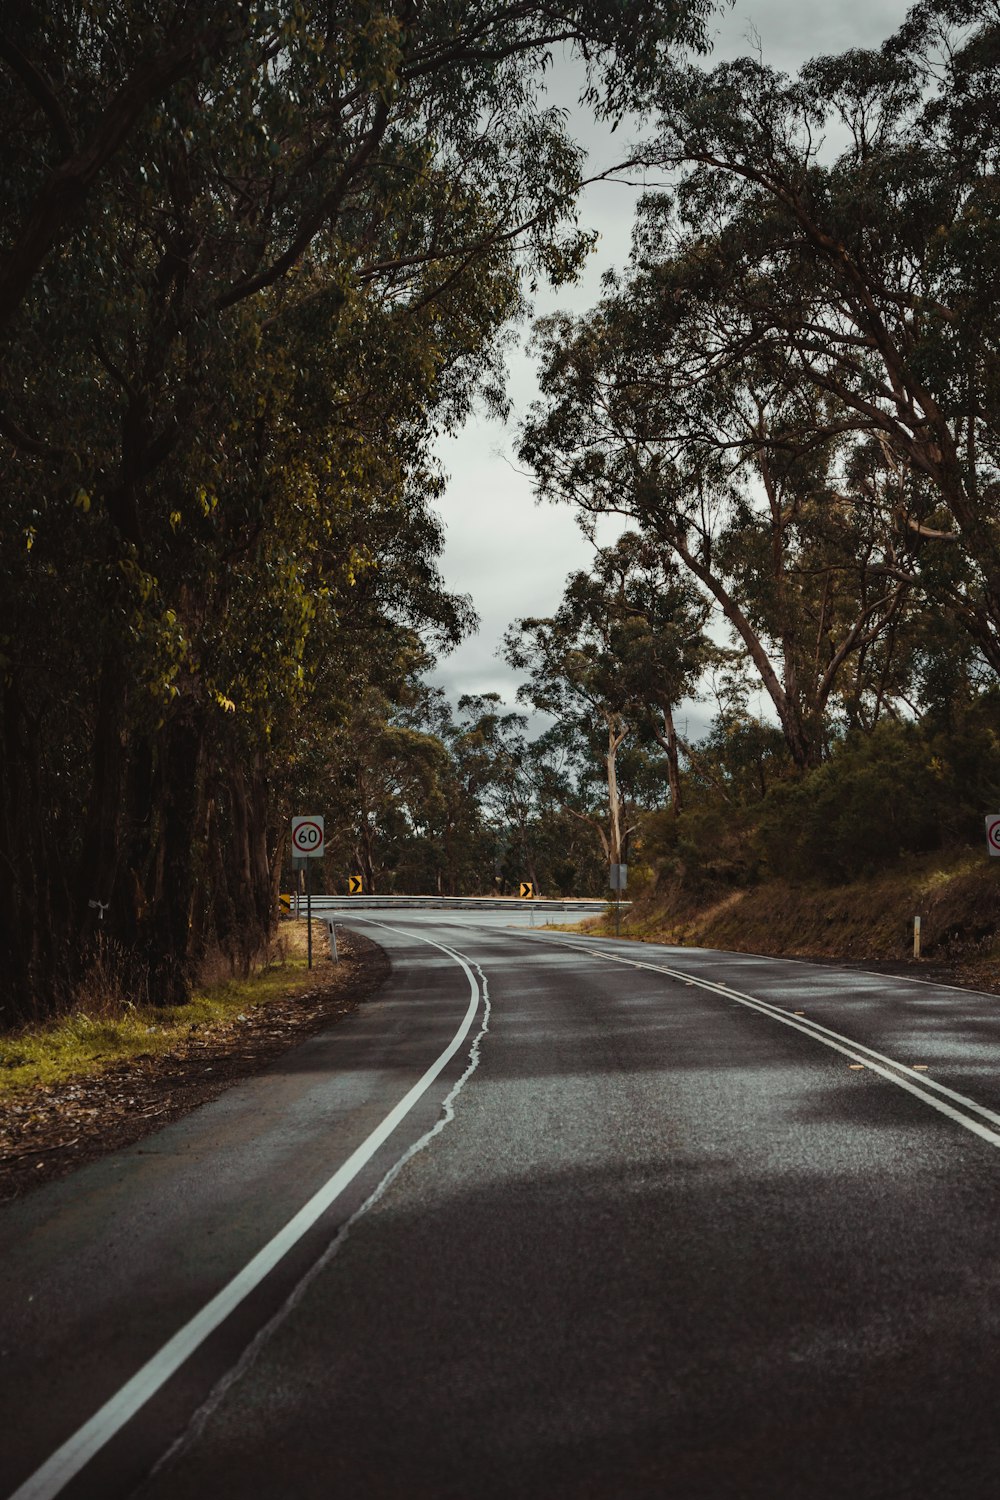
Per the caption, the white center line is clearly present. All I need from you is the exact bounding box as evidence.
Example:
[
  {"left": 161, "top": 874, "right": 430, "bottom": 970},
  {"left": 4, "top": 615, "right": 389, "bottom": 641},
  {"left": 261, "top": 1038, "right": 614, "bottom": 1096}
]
[{"left": 528, "top": 934, "right": 1000, "bottom": 1150}]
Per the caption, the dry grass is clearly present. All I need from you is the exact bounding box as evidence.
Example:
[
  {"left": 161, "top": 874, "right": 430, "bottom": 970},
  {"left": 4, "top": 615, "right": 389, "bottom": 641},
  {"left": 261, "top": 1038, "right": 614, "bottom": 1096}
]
[
  {"left": 0, "top": 927, "right": 388, "bottom": 1199},
  {"left": 574, "top": 848, "right": 1000, "bottom": 989},
  {"left": 0, "top": 920, "right": 326, "bottom": 1097}
]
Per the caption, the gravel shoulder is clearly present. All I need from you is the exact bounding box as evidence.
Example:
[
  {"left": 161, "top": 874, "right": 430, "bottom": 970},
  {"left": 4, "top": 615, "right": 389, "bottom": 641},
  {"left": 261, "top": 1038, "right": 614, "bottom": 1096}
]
[{"left": 0, "top": 928, "right": 389, "bottom": 1202}]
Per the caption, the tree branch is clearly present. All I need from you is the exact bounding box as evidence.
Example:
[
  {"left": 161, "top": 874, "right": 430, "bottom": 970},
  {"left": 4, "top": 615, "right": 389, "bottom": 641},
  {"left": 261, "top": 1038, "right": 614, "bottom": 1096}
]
[
  {"left": 0, "top": 33, "right": 74, "bottom": 158},
  {"left": 0, "top": 9, "right": 244, "bottom": 337}
]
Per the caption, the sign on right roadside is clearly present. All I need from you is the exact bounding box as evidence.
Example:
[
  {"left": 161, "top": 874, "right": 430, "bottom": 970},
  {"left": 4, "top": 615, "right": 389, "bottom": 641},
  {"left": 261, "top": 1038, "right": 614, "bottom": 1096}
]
[
  {"left": 986, "top": 816, "right": 1000, "bottom": 856},
  {"left": 609, "top": 863, "right": 628, "bottom": 890}
]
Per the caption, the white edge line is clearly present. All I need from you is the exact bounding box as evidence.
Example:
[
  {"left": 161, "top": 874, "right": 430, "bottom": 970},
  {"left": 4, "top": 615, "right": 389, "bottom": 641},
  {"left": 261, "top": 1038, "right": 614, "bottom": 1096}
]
[
  {"left": 707, "top": 941, "right": 1000, "bottom": 1003},
  {"left": 524, "top": 931, "right": 1000, "bottom": 1150},
  {"left": 538, "top": 924, "right": 1000, "bottom": 1003},
  {"left": 144, "top": 940, "right": 492, "bottom": 1487},
  {"left": 10, "top": 926, "right": 484, "bottom": 1500},
  {"left": 609, "top": 952, "right": 1000, "bottom": 1132}
]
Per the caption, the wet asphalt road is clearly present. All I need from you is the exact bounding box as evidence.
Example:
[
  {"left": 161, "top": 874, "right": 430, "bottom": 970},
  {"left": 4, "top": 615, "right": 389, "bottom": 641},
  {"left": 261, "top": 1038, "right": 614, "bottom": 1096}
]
[{"left": 5, "top": 915, "right": 1000, "bottom": 1499}]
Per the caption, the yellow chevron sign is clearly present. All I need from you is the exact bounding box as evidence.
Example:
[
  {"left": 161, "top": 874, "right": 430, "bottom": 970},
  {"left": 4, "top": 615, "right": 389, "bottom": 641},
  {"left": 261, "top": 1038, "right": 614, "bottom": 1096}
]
[
  {"left": 349, "top": 875, "right": 363, "bottom": 895},
  {"left": 279, "top": 893, "right": 291, "bottom": 912},
  {"left": 519, "top": 882, "right": 534, "bottom": 899}
]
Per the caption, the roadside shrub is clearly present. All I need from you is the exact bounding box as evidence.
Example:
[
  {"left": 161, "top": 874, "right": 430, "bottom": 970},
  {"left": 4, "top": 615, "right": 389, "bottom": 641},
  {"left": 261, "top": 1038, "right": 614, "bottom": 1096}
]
[{"left": 756, "top": 719, "right": 1000, "bottom": 882}]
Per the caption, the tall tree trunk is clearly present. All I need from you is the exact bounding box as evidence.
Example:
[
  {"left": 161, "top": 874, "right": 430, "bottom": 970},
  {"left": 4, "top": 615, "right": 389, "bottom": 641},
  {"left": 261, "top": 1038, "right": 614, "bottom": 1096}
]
[
  {"left": 227, "top": 763, "right": 254, "bottom": 968},
  {"left": 0, "top": 682, "right": 52, "bottom": 1019},
  {"left": 248, "top": 751, "right": 275, "bottom": 950},
  {"left": 205, "top": 788, "right": 238, "bottom": 956},
  {"left": 77, "top": 640, "right": 130, "bottom": 927},
  {"left": 116, "top": 734, "right": 156, "bottom": 947},
  {"left": 656, "top": 699, "right": 683, "bottom": 817},
  {"left": 358, "top": 815, "right": 376, "bottom": 895},
  {"left": 666, "top": 530, "right": 815, "bottom": 770},
  {"left": 605, "top": 715, "right": 627, "bottom": 866},
  {"left": 147, "top": 707, "right": 205, "bottom": 1005}
]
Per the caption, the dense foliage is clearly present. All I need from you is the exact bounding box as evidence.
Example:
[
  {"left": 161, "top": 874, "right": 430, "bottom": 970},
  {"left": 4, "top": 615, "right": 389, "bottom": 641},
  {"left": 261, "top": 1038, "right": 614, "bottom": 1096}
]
[
  {"left": 7, "top": 1, "right": 1000, "bottom": 1028},
  {"left": 0, "top": 0, "right": 710, "bottom": 1021},
  {"left": 518, "top": 0, "right": 1000, "bottom": 897}
]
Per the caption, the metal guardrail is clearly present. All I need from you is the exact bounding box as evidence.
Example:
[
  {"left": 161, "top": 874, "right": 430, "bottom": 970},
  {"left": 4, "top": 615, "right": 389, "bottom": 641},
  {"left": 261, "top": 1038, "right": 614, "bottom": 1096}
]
[{"left": 293, "top": 895, "right": 627, "bottom": 914}]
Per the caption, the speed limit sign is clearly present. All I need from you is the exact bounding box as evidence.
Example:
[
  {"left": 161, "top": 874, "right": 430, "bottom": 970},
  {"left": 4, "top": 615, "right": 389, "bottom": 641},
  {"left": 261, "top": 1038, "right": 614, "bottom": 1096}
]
[
  {"left": 291, "top": 815, "right": 325, "bottom": 858},
  {"left": 986, "top": 816, "right": 1000, "bottom": 857}
]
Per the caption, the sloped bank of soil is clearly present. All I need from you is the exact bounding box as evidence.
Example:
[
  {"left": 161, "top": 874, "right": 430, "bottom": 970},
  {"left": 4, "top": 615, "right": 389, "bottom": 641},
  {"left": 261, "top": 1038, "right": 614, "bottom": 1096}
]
[
  {"left": 0, "top": 928, "right": 389, "bottom": 1203},
  {"left": 613, "top": 851, "right": 1000, "bottom": 996}
]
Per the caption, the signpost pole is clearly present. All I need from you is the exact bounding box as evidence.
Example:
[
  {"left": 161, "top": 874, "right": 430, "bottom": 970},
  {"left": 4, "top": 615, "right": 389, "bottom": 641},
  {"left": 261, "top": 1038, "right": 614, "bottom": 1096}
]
[
  {"left": 609, "top": 863, "right": 627, "bottom": 938},
  {"left": 306, "top": 857, "right": 312, "bottom": 970}
]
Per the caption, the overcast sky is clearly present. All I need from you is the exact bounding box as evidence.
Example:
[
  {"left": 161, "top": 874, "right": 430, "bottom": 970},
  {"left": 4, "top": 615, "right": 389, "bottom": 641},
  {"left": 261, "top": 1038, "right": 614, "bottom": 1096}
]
[{"left": 427, "top": 0, "right": 915, "bottom": 733}]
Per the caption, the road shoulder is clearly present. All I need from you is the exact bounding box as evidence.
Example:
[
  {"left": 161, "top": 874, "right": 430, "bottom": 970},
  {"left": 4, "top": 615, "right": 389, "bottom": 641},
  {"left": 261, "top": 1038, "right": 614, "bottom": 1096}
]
[{"left": 0, "top": 928, "right": 389, "bottom": 1202}]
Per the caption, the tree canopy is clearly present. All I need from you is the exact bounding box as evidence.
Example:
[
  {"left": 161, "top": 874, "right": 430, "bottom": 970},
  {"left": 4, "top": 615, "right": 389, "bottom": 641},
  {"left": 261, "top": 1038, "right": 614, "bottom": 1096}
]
[
  {"left": 8, "top": 1, "right": 1000, "bottom": 1025},
  {"left": 0, "top": 0, "right": 712, "bottom": 1019}
]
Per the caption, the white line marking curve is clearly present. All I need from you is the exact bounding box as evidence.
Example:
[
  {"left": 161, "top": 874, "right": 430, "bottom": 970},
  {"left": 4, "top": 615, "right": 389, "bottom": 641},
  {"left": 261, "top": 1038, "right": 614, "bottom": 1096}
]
[
  {"left": 9, "top": 926, "right": 485, "bottom": 1500},
  {"left": 527, "top": 933, "right": 1000, "bottom": 1151}
]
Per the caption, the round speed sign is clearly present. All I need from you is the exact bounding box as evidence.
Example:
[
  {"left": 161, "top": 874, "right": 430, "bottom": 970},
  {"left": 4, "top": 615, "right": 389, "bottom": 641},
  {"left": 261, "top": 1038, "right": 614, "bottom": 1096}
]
[
  {"left": 291, "top": 815, "right": 325, "bottom": 857},
  {"left": 987, "top": 815, "right": 1000, "bottom": 857}
]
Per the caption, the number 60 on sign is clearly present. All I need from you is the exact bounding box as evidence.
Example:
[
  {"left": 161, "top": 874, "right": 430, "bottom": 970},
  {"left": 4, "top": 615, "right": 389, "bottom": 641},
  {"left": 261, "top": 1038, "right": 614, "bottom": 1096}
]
[
  {"left": 985, "top": 815, "right": 1000, "bottom": 857},
  {"left": 291, "top": 816, "right": 325, "bottom": 858}
]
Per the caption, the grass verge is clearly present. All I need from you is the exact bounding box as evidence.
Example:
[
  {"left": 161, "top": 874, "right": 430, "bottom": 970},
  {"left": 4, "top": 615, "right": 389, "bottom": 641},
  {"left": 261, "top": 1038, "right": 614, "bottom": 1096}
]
[{"left": 0, "top": 922, "right": 321, "bottom": 1097}]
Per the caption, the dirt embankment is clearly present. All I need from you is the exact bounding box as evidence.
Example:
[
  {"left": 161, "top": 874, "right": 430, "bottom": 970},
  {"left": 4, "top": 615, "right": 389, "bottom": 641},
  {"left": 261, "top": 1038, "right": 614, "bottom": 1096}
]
[{"left": 611, "top": 851, "right": 1000, "bottom": 994}]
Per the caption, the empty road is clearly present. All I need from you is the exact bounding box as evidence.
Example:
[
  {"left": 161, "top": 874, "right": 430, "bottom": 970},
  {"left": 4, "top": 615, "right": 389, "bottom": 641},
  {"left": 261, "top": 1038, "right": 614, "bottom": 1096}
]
[{"left": 5, "top": 913, "right": 1000, "bottom": 1499}]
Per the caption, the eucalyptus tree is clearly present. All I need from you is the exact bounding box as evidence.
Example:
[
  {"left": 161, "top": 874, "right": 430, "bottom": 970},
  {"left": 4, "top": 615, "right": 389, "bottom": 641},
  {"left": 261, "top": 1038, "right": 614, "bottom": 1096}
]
[
  {"left": 324, "top": 683, "right": 452, "bottom": 895},
  {"left": 450, "top": 694, "right": 545, "bottom": 891},
  {"left": 623, "top": 0, "right": 1000, "bottom": 673},
  {"left": 522, "top": 263, "right": 919, "bottom": 770},
  {"left": 581, "top": 532, "right": 712, "bottom": 812},
  {"left": 504, "top": 535, "right": 703, "bottom": 865},
  {"left": 1, "top": 0, "right": 716, "bottom": 1016},
  {"left": 505, "top": 599, "right": 636, "bottom": 869}
]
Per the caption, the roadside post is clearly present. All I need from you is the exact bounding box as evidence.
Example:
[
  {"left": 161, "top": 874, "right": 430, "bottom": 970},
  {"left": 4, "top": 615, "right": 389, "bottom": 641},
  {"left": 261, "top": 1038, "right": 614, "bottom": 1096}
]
[
  {"left": 291, "top": 816, "right": 325, "bottom": 968},
  {"left": 610, "top": 863, "right": 628, "bottom": 937},
  {"left": 913, "top": 914, "right": 921, "bottom": 960},
  {"left": 325, "top": 918, "right": 339, "bottom": 964}
]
